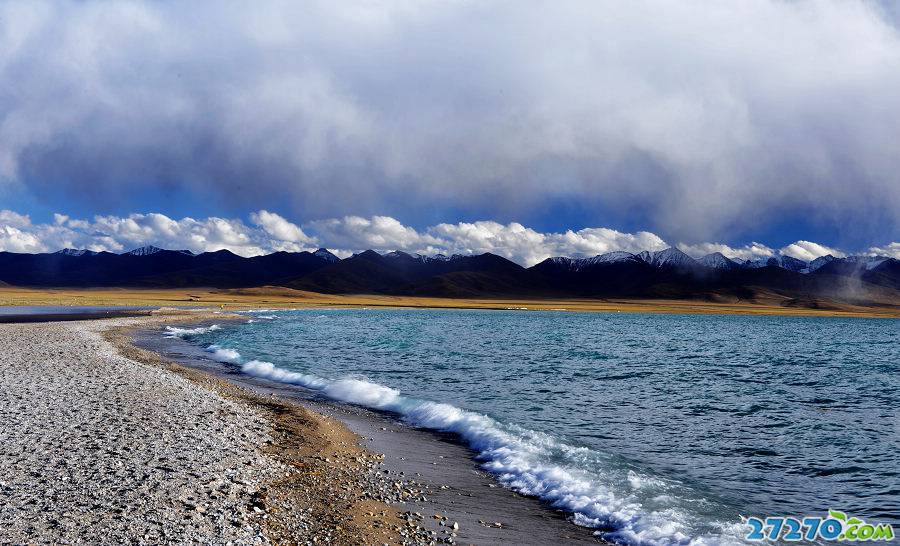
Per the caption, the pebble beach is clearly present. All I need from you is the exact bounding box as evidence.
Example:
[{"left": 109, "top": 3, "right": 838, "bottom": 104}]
[
  {"left": 0, "top": 318, "right": 276, "bottom": 544},
  {"left": 0, "top": 314, "right": 601, "bottom": 545},
  {"left": 0, "top": 315, "right": 498, "bottom": 545}
]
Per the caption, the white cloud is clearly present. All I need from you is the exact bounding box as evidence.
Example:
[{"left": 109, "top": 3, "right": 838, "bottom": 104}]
[
  {"left": 308, "top": 215, "right": 442, "bottom": 253},
  {"left": 87, "top": 213, "right": 273, "bottom": 256},
  {"left": 0, "top": 209, "right": 888, "bottom": 267},
  {"left": 779, "top": 240, "right": 845, "bottom": 261},
  {"left": 428, "top": 222, "right": 547, "bottom": 264},
  {"left": 0, "top": 210, "right": 279, "bottom": 257},
  {"left": 548, "top": 228, "right": 668, "bottom": 259},
  {"left": 679, "top": 241, "right": 775, "bottom": 261},
  {"left": 867, "top": 242, "right": 900, "bottom": 259},
  {"left": 249, "top": 210, "right": 315, "bottom": 252},
  {"left": 0, "top": 2, "right": 899, "bottom": 240},
  {"left": 0, "top": 225, "right": 45, "bottom": 253},
  {"left": 308, "top": 216, "right": 668, "bottom": 266},
  {"left": 428, "top": 222, "right": 668, "bottom": 266},
  {"left": 0, "top": 210, "right": 31, "bottom": 229}
]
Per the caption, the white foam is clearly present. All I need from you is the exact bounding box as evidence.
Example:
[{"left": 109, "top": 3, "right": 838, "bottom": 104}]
[
  {"left": 241, "top": 360, "right": 329, "bottom": 390},
  {"left": 323, "top": 378, "right": 400, "bottom": 408},
  {"left": 164, "top": 324, "right": 221, "bottom": 338},
  {"left": 205, "top": 345, "right": 241, "bottom": 363}
]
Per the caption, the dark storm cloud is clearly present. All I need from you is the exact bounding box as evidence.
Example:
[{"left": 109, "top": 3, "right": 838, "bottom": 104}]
[{"left": 1, "top": 0, "right": 900, "bottom": 242}]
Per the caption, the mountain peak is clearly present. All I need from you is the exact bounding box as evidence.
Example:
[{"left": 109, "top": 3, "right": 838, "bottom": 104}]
[
  {"left": 124, "top": 245, "right": 164, "bottom": 256},
  {"left": 698, "top": 252, "right": 738, "bottom": 270},
  {"left": 55, "top": 248, "right": 98, "bottom": 257},
  {"left": 313, "top": 248, "right": 339, "bottom": 262},
  {"left": 384, "top": 250, "right": 413, "bottom": 259},
  {"left": 808, "top": 254, "right": 835, "bottom": 272},
  {"left": 125, "top": 245, "right": 193, "bottom": 256},
  {"left": 641, "top": 247, "right": 698, "bottom": 269}
]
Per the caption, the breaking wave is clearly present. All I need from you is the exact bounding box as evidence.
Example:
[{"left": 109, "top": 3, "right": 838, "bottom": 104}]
[
  {"left": 206, "top": 351, "right": 743, "bottom": 545},
  {"left": 205, "top": 345, "right": 241, "bottom": 363},
  {"left": 164, "top": 324, "right": 221, "bottom": 338}
]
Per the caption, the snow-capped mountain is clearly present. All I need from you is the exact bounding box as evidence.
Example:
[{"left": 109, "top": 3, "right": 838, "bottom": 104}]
[
  {"left": 383, "top": 250, "right": 458, "bottom": 263},
  {"left": 313, "top": 248, "right": 339, "bottom": 263},
  {"left": 808, "top": 255, "right": 835, "bottom": 272},
  {"left": 745, "top": 255, "right": 807, "bottom": 272},
  {"left": 594, "top": 251, "right": 640, "bottom": 264},
  {"left": 546, "top": 251, "right": 642, "bottom": 271},
  {"left": 638, "top": 247, "right": 699, "bottom": 269},
  {"left": 55, "top": 248, "right": 98, "bottom": 257},
  {"left": 698, "top": 252, "right": 739, "bottom": 270},
  {"left": 776, "top": 255, "right": 807, "bottom": 272},
  {"left": 546, "top": 248, "right": 706, "bottom": 272},
  {"left": 124, "top": 245, "right": 194, "bottom": 256}
]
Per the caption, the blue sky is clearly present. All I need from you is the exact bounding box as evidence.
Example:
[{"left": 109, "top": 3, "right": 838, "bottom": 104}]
[{"left": 1, "top": 1, "right": 899, "bottom": 262}]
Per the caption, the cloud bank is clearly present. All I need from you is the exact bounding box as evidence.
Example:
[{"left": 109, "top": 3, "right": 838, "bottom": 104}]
[
  {"left": 1, "top": 1, "right": 900, "bottom": 244},
  {"left": 2, "top": 209, "right": 896, "bottom": 266}
]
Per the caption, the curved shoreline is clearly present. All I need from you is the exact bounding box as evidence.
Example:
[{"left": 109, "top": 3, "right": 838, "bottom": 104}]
[
  {"left": 105, "top": 313, "right": 422, "bottom": 545},
  {"left": 130, "top": 314, "right": 604, "bottom": 545}
]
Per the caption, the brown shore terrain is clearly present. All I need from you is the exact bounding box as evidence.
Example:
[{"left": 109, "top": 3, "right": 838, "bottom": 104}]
[{"left": 1, "top": 285, "right": 899, "bottom": 317}]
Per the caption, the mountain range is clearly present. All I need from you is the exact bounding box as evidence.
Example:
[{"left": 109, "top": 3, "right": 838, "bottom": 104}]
[{"left": 1, "top": 245, "right": 898, "bottom": 306}]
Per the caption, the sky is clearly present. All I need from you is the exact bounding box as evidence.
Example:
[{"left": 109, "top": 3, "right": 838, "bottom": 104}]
[{"left": 1, "top": 1, "right": 899, "bottom": 265}]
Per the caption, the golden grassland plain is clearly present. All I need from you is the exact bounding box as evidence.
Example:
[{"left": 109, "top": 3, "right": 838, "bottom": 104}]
[{"left": 1, "top": 285, "right": 899, "bottom": 318}]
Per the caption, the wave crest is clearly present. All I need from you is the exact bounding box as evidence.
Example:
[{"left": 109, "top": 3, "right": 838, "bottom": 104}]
[{"left": 164, "top": 324, "right": 221, "bottom": 338}]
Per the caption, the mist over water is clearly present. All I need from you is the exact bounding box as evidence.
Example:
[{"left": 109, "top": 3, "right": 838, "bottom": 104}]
[{"left": 176, "top": 309, "right": 900, "bottom": 544}]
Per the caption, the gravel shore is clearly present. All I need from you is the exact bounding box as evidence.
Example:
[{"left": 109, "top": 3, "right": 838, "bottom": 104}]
[
  {"left": 0, "top": 318, "right": 277, "bottom": 544},
  {"left": 1, "top": 314, "right": 601, "bottom": 545}
]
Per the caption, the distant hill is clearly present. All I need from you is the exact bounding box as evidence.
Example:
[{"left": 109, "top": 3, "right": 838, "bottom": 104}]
[
  {"left": 0, "top": 246, "right": 898, "bottom": 306},
  {"left": 285, "top": 250, "right": 544, "bottom": 297},
  {"left": 0, "top": 248, "right": 337, "bottom": 288}
]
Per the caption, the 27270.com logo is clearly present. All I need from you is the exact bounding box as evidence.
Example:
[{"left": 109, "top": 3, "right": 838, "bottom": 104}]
[{"left": 745, "top": 510, "right": 894, "bottom": 542}]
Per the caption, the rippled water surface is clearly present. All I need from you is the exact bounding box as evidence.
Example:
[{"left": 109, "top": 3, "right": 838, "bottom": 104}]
[{"left": 180, "top": 309, "right": 900, "bottom": 544}]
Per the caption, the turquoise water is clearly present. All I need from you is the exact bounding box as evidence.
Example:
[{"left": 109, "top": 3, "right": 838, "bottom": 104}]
[{"left": 171, "top": 309, "right": 900, "bottom": 545}]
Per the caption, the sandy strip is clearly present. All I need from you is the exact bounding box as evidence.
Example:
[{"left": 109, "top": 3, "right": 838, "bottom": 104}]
[{"left": 0, "top": 315, "right": 422, "bottom": 545}]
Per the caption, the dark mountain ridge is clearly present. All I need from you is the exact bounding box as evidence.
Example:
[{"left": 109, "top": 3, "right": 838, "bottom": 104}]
[{"left": 0, "top": 246, "right": 898, "bottom": 305}]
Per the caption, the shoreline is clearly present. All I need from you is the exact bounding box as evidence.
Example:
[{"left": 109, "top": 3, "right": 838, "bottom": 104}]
[
  {"left": 105, "top": 313, "right": 426, "bottom": 545},
  {"left": 2, "top": 286, "right": 899, "bottom": 318},
  {"left": 0, "top": 312, "right": 434, "bottom": 545},
  {"left": 128, "top": 315, "right": 604, "bottom": 545}
]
